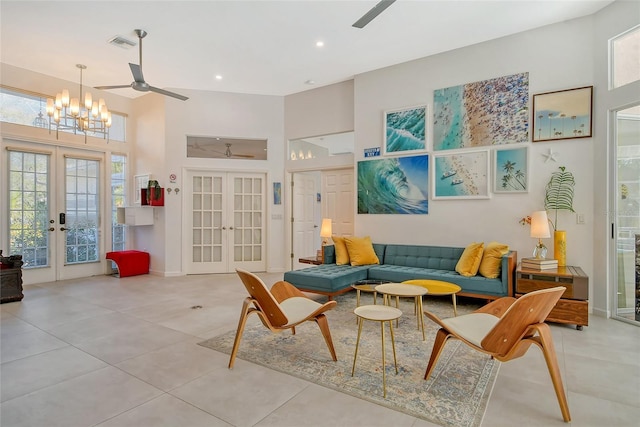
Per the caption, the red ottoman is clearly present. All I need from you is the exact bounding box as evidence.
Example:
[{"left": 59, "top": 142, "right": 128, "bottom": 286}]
[{"left": 106, "top": 250, "right": 150, "bottom": 277}]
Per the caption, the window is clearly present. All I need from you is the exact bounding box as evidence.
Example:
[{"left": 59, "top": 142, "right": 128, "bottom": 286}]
[
  {"left": 111, "top": 154, "right": 127, "bottom": 251},
  {"left": 611, "top": 25, "right": 640, "bottom": 89},
  {"left": 0, "top": 86, "right": 127, "bottom": 142}
]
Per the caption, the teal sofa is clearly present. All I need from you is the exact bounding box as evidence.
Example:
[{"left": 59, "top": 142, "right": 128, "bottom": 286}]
[{"left": 283, "top": 243, "right": 517, "bottom": 300}]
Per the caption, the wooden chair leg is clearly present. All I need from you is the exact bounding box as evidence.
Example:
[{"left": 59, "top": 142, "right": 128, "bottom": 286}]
[
  {"left": 228, "top": 298, "right": 253, "bottom": 369},
  {"left": 532, "top": 324, "right": 572, "bottom": 423},
  {"left": 424, "top": 328, "right": 452, "bottom": 379},
  {"left": 315, "top": 313, "right": 338, "bottom": 361}
]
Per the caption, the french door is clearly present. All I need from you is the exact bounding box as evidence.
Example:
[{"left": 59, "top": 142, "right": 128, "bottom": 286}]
[
  {"left": 4, "top": 141, "right": 105, "bottom": 284},
  {"left": 184, "top": 170, "right": 266, "bottom": 274}
]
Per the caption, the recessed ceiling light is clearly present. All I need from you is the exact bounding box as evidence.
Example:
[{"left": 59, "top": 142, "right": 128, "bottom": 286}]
[
  {"left": 316, "top": 41, "right": 324, "bottom": 47},
  {"left": 215, "top": 75, "right": 223, "bottom": 80},
  {"left": 305, "top": 79, "right": 315, "bottom": 85}
]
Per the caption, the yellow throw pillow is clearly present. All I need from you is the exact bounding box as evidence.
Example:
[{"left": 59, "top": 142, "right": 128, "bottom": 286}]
[
  {"left": 344, "top": 236, "right": 379, "bottom": 266},
  {"left": 331, "top": 236, "right": 350, "bottom": 265},
  {"left": 479, "top": 241, "right": 509, "bottom": 279},
  {"left": 455, "top": 242, "right": 484, "bottom": 277}
]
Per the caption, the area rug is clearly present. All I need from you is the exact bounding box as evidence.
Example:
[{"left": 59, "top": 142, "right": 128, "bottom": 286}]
[{"left": 198, "top": 292, "right": 499, "bottom": 427}]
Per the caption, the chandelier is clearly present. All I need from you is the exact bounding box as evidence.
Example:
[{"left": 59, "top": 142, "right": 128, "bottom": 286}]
[{"left": 45, "top": 64, "right": 111, "bottom": 142}]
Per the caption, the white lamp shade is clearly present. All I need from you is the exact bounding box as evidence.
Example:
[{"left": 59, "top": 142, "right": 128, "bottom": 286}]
[
  {"left": 320, "top": 218, "right": 332, "bottom": 238},
  {"left": 530, "top": 211, "right": 551, "bottom": 238}
]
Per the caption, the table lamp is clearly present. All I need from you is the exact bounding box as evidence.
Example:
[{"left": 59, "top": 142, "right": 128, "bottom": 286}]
[
  {"left": 530, "top": 210, "right": 551, "bottom": 259},
  {"left": 319, "top": 218, "right": 332, "bottom": 262}
]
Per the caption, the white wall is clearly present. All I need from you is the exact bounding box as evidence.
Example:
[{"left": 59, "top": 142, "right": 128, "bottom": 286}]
[
  {"left": 162, "top": 89, "right": 286, "bottom": 273},
  {"left": 353, "top": 17, "right": 596, "bottom": 301}
]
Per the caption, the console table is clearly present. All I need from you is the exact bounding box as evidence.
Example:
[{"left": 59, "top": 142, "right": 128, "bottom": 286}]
[
  {"left": 516, "top": 264, "right": 589, "bottom": 330},
  {"left": 299, "top": 256, "right": 322, "bottom": 265}
]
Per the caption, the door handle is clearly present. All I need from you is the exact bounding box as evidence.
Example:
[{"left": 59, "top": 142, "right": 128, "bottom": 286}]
[
  {"left": 222, "top": 226, "right": 226, "bottom": 230},
  {"left": 60, "top": 227, "right": 68, "bottom": 231},
  {"left": 49, "top": 227, "right": 55, "bottom": 232},
  {"left": 229, "top": 226, "right": 234, "bottom": 230}
]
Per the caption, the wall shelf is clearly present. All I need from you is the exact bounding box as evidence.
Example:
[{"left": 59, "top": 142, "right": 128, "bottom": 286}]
[{"left": 116, "top": 206, "right": 154, "bottom": 226}]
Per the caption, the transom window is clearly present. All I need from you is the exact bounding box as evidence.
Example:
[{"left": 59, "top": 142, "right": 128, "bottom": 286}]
[
  {"left": 610, "top": 25, "right": 640, "bottom": 89},
  {"left": 0, "top": 86, "right": 126, "bottom": 142}
]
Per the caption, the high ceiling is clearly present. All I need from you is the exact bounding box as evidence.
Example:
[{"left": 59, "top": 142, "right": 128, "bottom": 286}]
[{"left": 1, "top": 1, "right": 613, "bottom": 98}]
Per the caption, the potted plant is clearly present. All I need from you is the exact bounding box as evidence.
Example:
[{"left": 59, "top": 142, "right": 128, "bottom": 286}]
[{"left": 544, "top": 166, "right": 575, "bottom": 266}]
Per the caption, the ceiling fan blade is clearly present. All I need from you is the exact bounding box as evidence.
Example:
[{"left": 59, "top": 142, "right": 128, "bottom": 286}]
[
  {"left": 148, "top": 86, "right": 189, "bottom": 101},
  {"left": 231, "top": 153, "right": 255, "bottom": 158},
  {"left": 94, "top": 84, "right": 131, "bottom": 90},
  {"left": 352, "top": 0, "right": 396, "bottom": 28},
  {"left": 129, "top": 63, "right": 145, "bottom": 83}
]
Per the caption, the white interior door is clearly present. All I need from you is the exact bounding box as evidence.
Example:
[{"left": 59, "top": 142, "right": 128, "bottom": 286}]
[
  {"left": 323, "top": 168, "right": 354, "bottom": 237},
  {"left": 185, "top": 170, "right": 265, "bottom": 274},
  {"left": 4, "top": 142, "right": 105, "bottom": 284},
  {"left": 292, "top": 172, "right": 318, "bottom": 269}
]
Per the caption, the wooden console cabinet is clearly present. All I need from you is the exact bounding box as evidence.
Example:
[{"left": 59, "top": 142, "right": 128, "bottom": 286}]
[{"left": 516, "top": 264, "right": 589, "bottom": 330}]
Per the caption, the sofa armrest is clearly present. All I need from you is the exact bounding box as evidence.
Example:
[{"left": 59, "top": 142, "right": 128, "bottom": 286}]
[{"left": 501, "top": 250, "right": 517, "bottom": 297}]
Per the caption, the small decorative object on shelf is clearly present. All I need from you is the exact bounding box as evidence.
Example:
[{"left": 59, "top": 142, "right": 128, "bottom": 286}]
[{"left": 142, "top": 180, "right": 164, "bottom": 206}]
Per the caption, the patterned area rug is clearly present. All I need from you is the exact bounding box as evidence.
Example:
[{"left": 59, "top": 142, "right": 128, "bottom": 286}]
[{"left": 199, "top": 292, "right": 499, "bottom": 427}]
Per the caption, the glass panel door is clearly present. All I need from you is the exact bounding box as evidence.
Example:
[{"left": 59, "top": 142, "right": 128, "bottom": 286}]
[
  {"left": 614, "top": 104, "right": 640, "bottom": 324},
  {"left": 5, "top": 144, "right": 105, "bottom": 283},
  {"left": 185, "top": 170, "right": 265, "bottom": 274}
]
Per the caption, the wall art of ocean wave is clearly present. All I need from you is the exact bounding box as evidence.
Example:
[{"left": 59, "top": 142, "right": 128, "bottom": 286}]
[
  {"left": 357, "top": 155, "right": 429, "bottom": 214},
  {"left": 385, "top": 106, "right": 426, "bottom": 153}
]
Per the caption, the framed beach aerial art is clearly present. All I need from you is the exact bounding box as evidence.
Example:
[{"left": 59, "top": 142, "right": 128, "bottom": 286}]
[
  {"left": 433, "top": 150, "right": 489, "bottom": 199},
  {"left": 383, "top": 105, "right": 428, "bottom": 155},
  {"left": 493, "top": 147, "right": 528, "bottom": 193},
  {"left": 532, "top": 86, "right": 593, "bottom": 142},
  {"left": 433, "top": 72, "right": 529, "bottom": 151}
]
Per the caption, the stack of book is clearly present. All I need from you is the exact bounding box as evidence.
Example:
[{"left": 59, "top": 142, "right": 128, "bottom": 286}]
[{"left": 521, "top": 257, "right": 558, "bottom": 270}]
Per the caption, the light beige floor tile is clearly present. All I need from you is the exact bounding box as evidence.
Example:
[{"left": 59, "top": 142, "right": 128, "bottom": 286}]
[
  {"left": 565, "top": 389, "right": 640, "bottom": 426},
  {"left": 0, "top": 346, "right": 107, "bottom": 402},
  {"left": 95, "top": 393, "right": 232, "bottom": 427},
  {"left": 255, "top": 383, "right": 417, "bottom": 427},
  {"left": 4, "top": 294, "right": 114, "bottom": 330},
  {"left": 116, "top": 338, "right": 228, "bottom": 391},
  {"left": 482, "top": 374, "right": 570, "bottom": 426},
  {"left": 0, "top": 328, "right": 68, "bottom": 363},
  {"left": 74, "top": 323, "right": 193, "bottom": 364},
  {"left": 0, "top": 366, "right": 162, "bottom": 427},
  {"left": 171, "top": 361, "right": 309, "bottom": 427},
  {"left": 565, "top": 353, "right": 640, "bottom": 407},
  {"left": 0, "top": 312, "right": 39, "bottom": 336},
  {"left": 46, "top": 311, "right": 156, "bottom": 345}
]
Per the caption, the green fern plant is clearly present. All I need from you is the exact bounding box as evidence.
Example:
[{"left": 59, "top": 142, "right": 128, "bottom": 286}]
[{"left": 544, "top": 166, "right": 575, "bottom": 230}]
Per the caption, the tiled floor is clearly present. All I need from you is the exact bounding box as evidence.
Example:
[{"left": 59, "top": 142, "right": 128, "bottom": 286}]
[{"left": 1, "top": 272, "right": 639, "bottom": 427}]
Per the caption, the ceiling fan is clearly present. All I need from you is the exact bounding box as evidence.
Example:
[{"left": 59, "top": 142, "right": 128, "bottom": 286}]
[
  {"left": 95, "top": 29, "right": 188, "bottom": 101},
  {"left": 216, "top": 143, "right": 255, "bottom": 159},
  {"left": 352, "top": 0, "right": 396, "bottom": 28}
]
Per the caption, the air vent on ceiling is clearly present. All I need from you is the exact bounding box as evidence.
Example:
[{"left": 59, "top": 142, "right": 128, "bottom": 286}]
[{"left": 107, "top": 35, "right": 136, "bottom": 49}]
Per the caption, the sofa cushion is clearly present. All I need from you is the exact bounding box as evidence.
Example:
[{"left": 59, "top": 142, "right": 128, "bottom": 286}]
[
  {"left": 283, "top": 264, "right": 370, "bottom": 293},
  {"left": 479, "top": 241, "right": 509, "bottom": 278},
  {"left": 455, "top": 242, "right": 484, "bottom": 277},
  {"left": 382, "top": 245, "right": 463, "bottom": 270},
  {"left": 331, "top": 236, "right": 350, "bottom": 265},
  {"left": 344, "top": 236, "right": 379, "bottom": 266}
]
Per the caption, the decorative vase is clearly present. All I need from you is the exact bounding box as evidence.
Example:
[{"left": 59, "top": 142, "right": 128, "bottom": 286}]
[{"left": 554, "top": 230, "right": 567, "bottom": 267}]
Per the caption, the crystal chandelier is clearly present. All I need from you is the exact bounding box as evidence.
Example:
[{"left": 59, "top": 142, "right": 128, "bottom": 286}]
[{"left": 46, "top": 64, "right": 111, "bottom": 142}]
